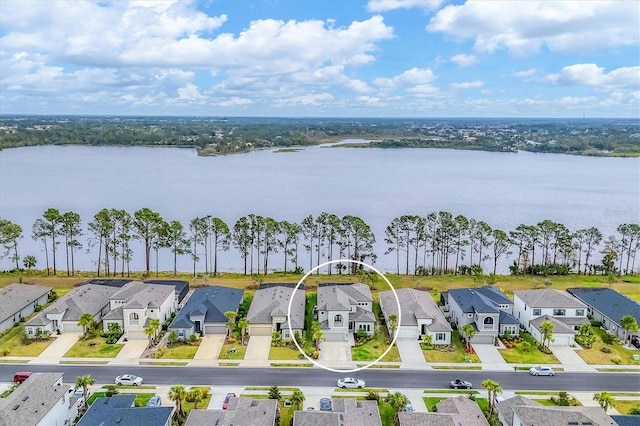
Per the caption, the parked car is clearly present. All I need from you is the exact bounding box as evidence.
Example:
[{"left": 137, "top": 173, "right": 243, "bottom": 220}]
[
  {"left": 449, "top": 379, "right": 473, "bottom": 389},
  {"left": 115, "top": 374, "right": 143, "bottom": 386},
  {"left": 529, "top": 365, "right": 555, "bottom": 376},
  {"left": 631, "top": 335, "right": 640, "bottom": 350},
  {"left": 13, "top": 371, "right": 32, "bottom": 383},
  {"left": 223, "top": 392, "right": 236, "bottom": 409},
  {"left": 337, "top": 377, "right": 366, "bottom": 389},
  {"left": 147, "top": 395, "right": 162, "bottom": 407},
  {"left": 404, "top": 401, "right": 415, "bottom": 412},
  {"left": 320, "top": 398, "right": 332, "bottom": 411}
]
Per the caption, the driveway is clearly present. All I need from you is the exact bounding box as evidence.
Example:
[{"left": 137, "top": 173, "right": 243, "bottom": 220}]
[
  {"left": 193, "top": 335, "right": 226, "bottom": 360},
  {"left": 110, "top": 339, "right": 148, "bottom": 363},
  {"left": 552, "top": 346, "right": 597, "bottom": 372},
  {"left": 34, "top": 332, "right": 82, "bottom": 364},
  {"left": 396, "top": 338, "right": 430, "bottom": 370},
  {"left": 320, "top": 341, "right": 353, "bottom": 368},
  {"left": 473, "top": 344, "right": 513, "bottom": 371},
  {"left": 240, "top": 336, "right": 271, "bottom": 367},
  {"left": 209, "top": 386, "right": 245, "bottom": 409}
]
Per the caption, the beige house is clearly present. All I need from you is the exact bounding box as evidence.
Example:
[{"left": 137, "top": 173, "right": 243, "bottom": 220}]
[{"left": 246, "top": 283, "right": 306, "bottom": 340}]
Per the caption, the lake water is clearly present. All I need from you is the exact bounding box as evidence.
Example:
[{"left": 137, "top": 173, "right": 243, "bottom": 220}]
[{"left": 0, "top": 141, "right": 638, "bottom": 274}]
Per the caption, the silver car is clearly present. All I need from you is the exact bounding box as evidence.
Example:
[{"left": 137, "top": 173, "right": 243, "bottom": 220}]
[
  {"left": 337, "top": 377, "right": 366, "bottom": 389},
  {"left": 115, "top": 374, "right": 143, "bottom": 386},
  {"left": 529, "top": 365, "right": 555, "bottom": 376}
]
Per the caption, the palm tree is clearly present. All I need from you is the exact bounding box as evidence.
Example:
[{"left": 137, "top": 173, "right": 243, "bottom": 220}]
[
  {"left": 620, "top": 315, "right": 639, "bottom": 344},
  {"left": 311, "top": 320, "right": 324, "bottom": 350},
  {"left": 238, "top": 317, "right": 249, "bottom": 345},
  {"left": 387, "top": 391, "right": 409, "bottom": 412},
  {"left": 482, "top": 379, "right": 502, "bottom": 414},
  {"left": 224, "top": 311, "right": 238, "bottom": 336},
  {"left": 593, "top": 391, "right": 615, "bottom": 412},
  {"left": 147, "top": 318, "right": 160, "bottom": 343},
  {"left": 75, "top": 374, "right": 95, "bottom": 411},
  {"left": 540, "top": 320, "right": 554, "bottom": 349},
  {"left": 78, "top": 313, "right": 94, "bottom": 339},
  {"left": 290, "top": 389, "right": 304, "bottom": 410},
  {"left": 388, "top": 314, "right": 398, "bottom": 338},
  {"left": 461, "top": 323, "right": 476, "bottom": 351},
  {"left": 188, "top": 387, "right": 203, "bottom": 410},
  {"left": 169, "top": 385, "right": 187, "bottom": 418}
]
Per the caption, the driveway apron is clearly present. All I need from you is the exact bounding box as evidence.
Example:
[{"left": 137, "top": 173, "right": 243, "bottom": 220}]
[
  {"left": 193, "top": 335, "right": 226, "bottom": 360},
  {"left": 551, "top": 346, "right": 597, "bottom": 372},
  {"left": 473, "top": 343, "right": 513, "bottom": 371},
  {"left": 396, "top": 338, "right": 431, "bottom": 370},
  {"left": 33, "top": 332, "right": 82, "bottom": 364},
  {"left": 241, "top": 336, "right": 271, "bottom": 367},
  {"left": 320, "top": 341, "right": 353, "bottom": 369},
  {"left": 110, "top": 339, "right": 148, "bottom": 364}
]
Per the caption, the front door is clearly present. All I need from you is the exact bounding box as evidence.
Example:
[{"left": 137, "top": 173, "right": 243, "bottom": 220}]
[{"left": 195, "top": 321, "right": 201, "bottom": 333}]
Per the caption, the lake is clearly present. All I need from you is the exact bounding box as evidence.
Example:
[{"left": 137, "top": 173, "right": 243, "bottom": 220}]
[{"left": 0, "top": 142, "right": 638, "bottom": 274}]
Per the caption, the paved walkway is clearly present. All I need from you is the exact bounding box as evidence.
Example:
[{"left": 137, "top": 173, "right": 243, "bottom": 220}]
[
  {"left": 396, "top": 338, "right": 431, "bottom": 370},
  {"left": 110, "top": 340, "right": 148, "bottom": 365},
  {"left": 32, "top": 332, "right": 81, "bottom": 364},
  {"left": 473, "top": 344, "right": 513, "bottom": 371},
  {"left": 240, "top": 336, "right": 271, "bottom": 367},
  {"left": 551, "top": 346, "right": 597, "bottom": 372}
]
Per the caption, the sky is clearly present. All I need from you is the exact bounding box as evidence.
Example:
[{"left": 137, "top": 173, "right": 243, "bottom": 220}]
[{"left": 0, "top": 0, "right": 639, "bottom": 118}]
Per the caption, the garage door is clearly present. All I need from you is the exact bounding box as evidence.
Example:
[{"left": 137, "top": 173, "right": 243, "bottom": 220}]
[
  {"left": 471, "top": 334, "right": 494, "bottom": 344},
  {"left": 250, "top": 325, "right": 273, "bottom": 336},
  {"left": 128, "top": 330, "right": 147, "bottom": 340},
  {"left": 324, "top": 332, "right": 347, "bottom": 342},
  {"left": 550, "top": 334, "right": 572, "bottom": 346},
  {"left": 397, "top": 327, "right": 417, "bottom": 339},
  {"left": 204, "top": 325, "right": 226, "bottom": 334}
]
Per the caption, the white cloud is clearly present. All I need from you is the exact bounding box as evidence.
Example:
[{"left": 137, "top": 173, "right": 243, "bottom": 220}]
[
  {"left": 428, "top": 1, "right": 640, "bottom": 56},
  {"left": 176, "top": 83, "right": 206, "bottom": 102},
  {"left": 216, "top": 97, "right": 252, "bottom": 107},
  {"left": 543, "top": 64, "right": 640, "bottom": 91},
  {"left": 514, "top": 68, "right": 537, "bottom": 81},
  {"left": 373, "top": 67, "right": 435, "bottom": 89},
  {"left": 450, "top": 53, "right": 477, "bottom": 67},
  {"left": 367, "top": 0, "right": 444, "bottom": 12},
  {"left": 450, "top": 81, "right": 483, "bottom": 90},
  {"left": 356, "top": 96, "right": 384, "bottom": 105},
  {"left": 345, "top": 79, "right": 373, "bottom": 93},
  {"left": 276, "top": 93, "right": 334, "bottom": 106}
]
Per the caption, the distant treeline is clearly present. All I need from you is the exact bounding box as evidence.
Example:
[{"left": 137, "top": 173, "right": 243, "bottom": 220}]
[
  {"left": 1, "top": 209, "right": 638, "bottom": 278},
  {"left": 1, "top": 116, "right": 639, "bottom": 156}
]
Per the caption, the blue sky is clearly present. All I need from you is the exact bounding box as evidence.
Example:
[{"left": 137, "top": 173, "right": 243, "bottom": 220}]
[{"left": 0, "top": 0, "right": 638, "bottom": 117}]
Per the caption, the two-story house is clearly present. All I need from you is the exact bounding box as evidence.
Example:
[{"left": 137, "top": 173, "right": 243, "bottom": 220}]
[
  {"left": 316, "top": 283, "right": 375, "bottom": 342},
  {"left": 246, "top": 283, "right": 305, "bottom": 340},
  {"left": 513, "top": 289, "right": 589, "bottom": 346},
  {"left": 447, "top": 286, "right": 520, "bottom": 344}
]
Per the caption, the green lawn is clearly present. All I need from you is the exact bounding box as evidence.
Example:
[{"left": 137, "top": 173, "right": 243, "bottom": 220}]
[
  {"left": 498, "top": 333, "right": 559, "bottom": 364},
  {"left": 219, "top": 343, "right": 246, "bottom": 360},
  {"left": 614, "top": 400, "right": 640, "bottom": 415},
  {"left": 378, "top": 402, "right": 396, "bottom": 425},
  {"left": 133, "top": 393, "right": 156, "bottom": 407},
  {"left": 423, "top": 397, "right": 445, "bottom": 412},
  {"left": 87, "top": 392, "right": 107, "bottom": 405},
  {"left": 183, "top": 387, "right": 212, "bottom": 413},
  {"left": 159, "top": 342, "right": 199, "bottom": 359},
  {"left": 576, "top": 327, "right": 640, "bottom": 365},
  {"left": 352, "top": 327, "right": 401, "bottom": 362},
  {"left": 423, "top": 331, "right": 480, "bottom": 363},
  {"left": 64, "top": 336, "right": 124, "bottom": 358},
  {"left": 270, "top": 346, "right": 305, "bottom": 360},
  {"left": 0, "top": 326, "right": 55, "bottom": 357}
]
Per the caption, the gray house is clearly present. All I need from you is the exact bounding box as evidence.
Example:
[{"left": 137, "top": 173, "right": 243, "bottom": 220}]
[
  {"left": 293, "top": 398, "right": 382, "bottom": 426},
  {"left": 0, "top": 283, "right": 52, "bottom": 333},
  {"left": 170, "top": 286, "right": 243, "bottom": 338},
  {"left": 447, "top": 286, "right": 520, "bottom": 343},
  {"left": 567, "top": 287, "right": 640, "bottom": 341},
  {"left": 379, "top": 288, "right": 452, "bottom": 344},
  {"left": 397, "top": 396, "right": 489, "bottom": 426},
  {"left": 77, "top": 395, "right": 172, "bottom": 426},
  {"left": 316, "top": 283, "right": 375, "bottom": 342},
  {"left": 497, "top": 395, "right": 616, "bottom": 426},
  {"left": 246, "top": 283, "right": 305, "bottom": 340},
  {"left": 186, "top": 397, "right": 277, "bottom": 426}
]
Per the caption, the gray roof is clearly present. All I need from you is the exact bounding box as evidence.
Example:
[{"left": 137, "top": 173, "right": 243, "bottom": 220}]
[
  {"left": 397, "top": 396, "right": 488, "bottom": 426},
  {"left": 514, "top": 289, "right": 587, "bottom": 309},
  {"left": 170, "top": 286, "right": 243, "bottom": 329},
  {"left": 111, "top": 283, "right": 174, "bottom": 310},
  {"left": 350, "top": 308, "right": 376, "bottom": 322},
  {"left": 0, "top": 283, "right": 51, "bottom": 323},
  {"left": 317, "top": 283, "right": 373, "bottom": 311},
  {"left": 567, "top": 287, "right": 640, "bottom": 327},
  {"left": 448, "top": 286, "right": 510, "bottom": 314},
  {"left": 611, "top": 415, "right": 640, "bottom": 426},
  {"left": 499, "top": 311, "right": 520, "bottom": 325},
  {"left": 84, "top": 279, "right": 135, "bottom": 288},
  {"left": 103, "top": 306, "right": 123, "bottom": 321},
  {"left": 379, "top": 288, "right": 452, "bottom": 332},
  {"left": 294, "top": 398, "right": 382, "bottom": 426},
  {"left": 530, "top": 315, "right": 580, "bottom": 334},
  {"left": 185, "top": 398, "right": 277, "bottom": 426},
  {"left": 145, "top": 280, "right": 189, "bottom": 302},
  {"left": 497, "top": 395, "right": 616, "bottom": 426},
  {"left": 77, "top": 395, "right": 173, "bottom": 426},
  {"left": 26, "top": 283, "right": 125, "bottom": 326},
  {"left": 246, "top": 285, "right": 306, "bottom": 329},
  {"left": 0, "top": 372, "right": 70, "bottom": 426},
  {"left": 397, "top": 412, "right": 457, "bottom": 426},
  {"left": 496, "top": 395, "right": 543, "bottom": 426}
]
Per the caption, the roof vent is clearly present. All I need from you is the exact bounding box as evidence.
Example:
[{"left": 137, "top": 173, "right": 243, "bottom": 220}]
[
  {"left": 22, "top": 396, "right": 29, "bottom": 401},
  {"left": 12, "top": 405, "right": 20, "bottom": 410}
]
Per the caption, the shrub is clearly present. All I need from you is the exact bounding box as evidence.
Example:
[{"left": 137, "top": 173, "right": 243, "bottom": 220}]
[
  {"left": 366, "top": 391, "right": 380, "bottom": 402},
  {"left": 611, "top": 356, "right": 622, "bottom": 365},
  {"left": 105, "top": 385, "right": 119, "bottom": 397},
  {"left": 537, "top": 345, "right": 553, "bottom": 354},
  {"left": 600, "top": 347, "right": 612, "bottom": 353},
  {"left": 601, "top": 334, "right": 615, "bottom": 345},
  {"left": 189, "top": 334, "right": 198, "bottom": 343},
  {"left": 2, "top": 348, "right": 10, "bottom": 356}
]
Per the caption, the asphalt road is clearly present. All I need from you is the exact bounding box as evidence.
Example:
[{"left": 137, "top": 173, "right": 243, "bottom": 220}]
[{"left": 2, "top": 364, "right": 640, "bottom": 391}]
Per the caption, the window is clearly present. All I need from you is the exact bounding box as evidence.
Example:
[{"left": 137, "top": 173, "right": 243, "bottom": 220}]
[
  {"left": 129, "top": 312, "right": 139, "bottom": 325},
  {"left": 532, "top": 309, "right": 541, "bottom": 316},
  {"left": 178, "top": 331, "right": 185, "bottom": 337},
  {"left": 435, "top": 333, "right": 446, "bottom": 341},
  {"left": 334, "top": 314, "right": 343, "bottom": 322},
  {"left": 484, "top": 317, "right": 494, "bottom": 326},
  {"left": 576, "top": 309, "right": 585, "bottom": 316},
  {"left": 467, "top": 313, "right": 473, "bottom": 318},
  {"left": 553, "top": 309, "right": 566, "bottom": 316}
]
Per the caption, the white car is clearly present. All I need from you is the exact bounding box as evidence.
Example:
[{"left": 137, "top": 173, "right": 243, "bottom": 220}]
[
  {"left": 115, "top": 374, "right": 143, "bottom": 386},
  {"left": 337, "top": 377, "right": 365, "bottom": 389},
  {"left": 529, "top": 365, "right": 555, "bottom": 376}
]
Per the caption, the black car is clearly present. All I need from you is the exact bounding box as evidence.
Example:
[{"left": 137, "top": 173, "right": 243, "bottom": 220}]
[{"left": 631, "top": 336, "right": 640, "bottom": 350}]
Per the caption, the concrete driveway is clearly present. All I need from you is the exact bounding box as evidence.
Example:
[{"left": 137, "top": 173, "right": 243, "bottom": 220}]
[
  {"left": 209, "top": 386, "right": 245, "bottom": 409},
  {"left": 473, "top": 344, "right": 513, "bottom": 371},
  {"left": 320, "top": 341, "right": 353, "bottom": 368},
  {"left": 396, "top": 338, "right": 430, "bottom": 370},
  {"left": 34, "top": 332, "right": 82, "bottom": 364},
  {"left": 193, "top": 335, "right": 226, "bottom": 360},
  {"left": 111, "top": 339, "right": 148, "bottom": 362},
  {"left": 552, "top": 346, "right": 597, "bottom": 372},
  {"left": 241, "top": 336, "right": 271, "bottom": 367}
]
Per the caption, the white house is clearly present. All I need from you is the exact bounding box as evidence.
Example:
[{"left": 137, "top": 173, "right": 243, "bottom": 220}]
[
  {"left": 0, "top": 283, "right": 52, "bottom": 333},
  {"left": 379, "top": 288, "right": 452, "bottom": 345},
  {"left": 513, "top": 289, "right": 589, "bottom": 346},
  {"left": 316, "top": 283, "right": 375, "bottom": 342},
  {"left": 246, "top": 284, "right": 306, "bottom": 340}
]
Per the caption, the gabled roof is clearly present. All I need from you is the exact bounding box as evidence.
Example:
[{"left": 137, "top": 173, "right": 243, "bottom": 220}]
[
  {"left": 185, "top": 398, "right": 277, "bottom": 426},
  {"left": 379, "top": 288, "right": 452, "bottom": 332},
  {"left": 530, "top": 314, "right": 576, "bottom": 334},
  {"left": 0, "top": 283, "right": 52, "bottom": 323},
  {"left": 0, "top": 372, "right": 70, "bottom": 426},
  {"left": 397, "top": 396, "right": 489, "bottom": 426},
  {"left": 170, "top": 286, "right": 243, "bottom": 329},
  {"left": 611, "top": 415, "right": 640, "bottom": 426},
  {"left": 144, "top": 280, "right": 189, "bottom": 302},
  {"left": 514, "top": 289, "right": 587, "bottom": 309},
  {"left": 246, "top": 285, "right": 306, "bottom": 329},
  {"left": 448, "top": 286, "right": 508, "bottom": 314},
  {"left": 512, "top": 405, "right": 616, "bottom": 425},
  {"left": 111, "top": 283, "right": 174, "bottom": 310},
  {"left": 499, "top": 311, "right": 520, "bottom": 325},
  {"left": 350, "top": 308, "right": 376, "bottom": 322},
  {"left": 292, "top": 398, "right": 381, "bottom": 426},
  {"left": 567, "top": 287, "right": 640, "bottom": 326},
  {"left": 84, "top": 279, "right": 135, "bottom": 288},
  {"left": 317, "top": 283, "right": 373, "bottom": 311},
  {"left": 103, "top": 306, "right": 123, "bottom": 321},
  {"left": 496, "top": 395, "right": 543, "bottom": 426},
  {"left": 77, "top": 395, "right": 173, "bottom": 426}
]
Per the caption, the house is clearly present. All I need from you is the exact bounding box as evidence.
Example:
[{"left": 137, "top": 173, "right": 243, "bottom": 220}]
[
  {"left": 396, "top": 396, "right": 489, "bottom": 426},
  {"left": 513, "top": 289, "right": 589, "bottom": 345},
  {"left": 0, "top": 372, "right": 82, "bottom": 426},
  {"left": 447, "top": 286, "right": 520, "bottom": 344},
  {"left": 145, "top": 280, "right": 190, "bottom": 306},
  {"left": 496, "top": 395, "right": 617, "bottom": 426},
  {"left": 25, "top": 283, "right": 128, "bottom": 337},
  {"left": 611, "top": 415, "right": 640, "bottom": 426},
  {"left": 292, "top": 398, "right": 382, "bottom": 426},
  {"left": 567, "top": 287, "right": 640, "bottom": 341},
  {"left": 101, "top": 282, "right": 176, "bottom": 340},
  {"left": 185, "top": 397, "right": 277, "bottom": 426},
  {"left": 246, "top": 283, "right": 306, "bottom": 340},
  {"left": 0, "top": 283, "right": 52, "bottom": 333},
  {"left": 170, "top": 286, "right": 243, "bottom": 339},
  {"left": 379, "top": 288, "right": 452, "bottom": 344},
  {"left": 77, "top": 394, "right": 173, "bottom": 426},
  {"left": 316, "top": 283, "right": 376, "bottom": 342}
]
